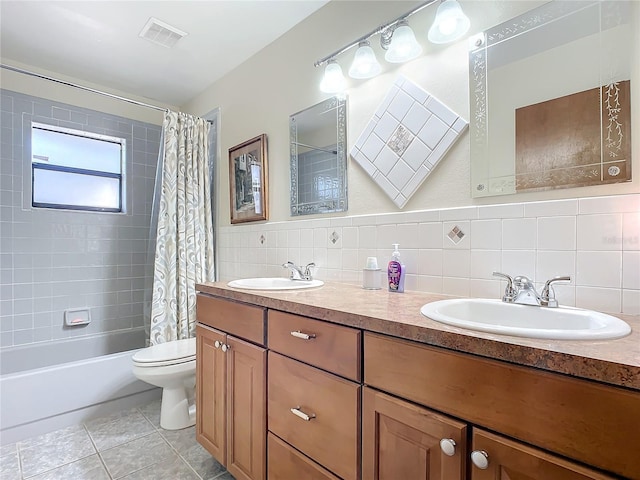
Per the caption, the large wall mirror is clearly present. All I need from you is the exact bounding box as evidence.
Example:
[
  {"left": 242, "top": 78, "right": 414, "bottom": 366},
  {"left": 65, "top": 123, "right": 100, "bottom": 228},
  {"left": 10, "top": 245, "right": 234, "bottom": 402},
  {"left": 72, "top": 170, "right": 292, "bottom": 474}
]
[
  {"left": 290, "top": 96, "right": 347, "bottom": 215},
  {"left": 470, "top": 1, "right": 633, "bottom": 198}
]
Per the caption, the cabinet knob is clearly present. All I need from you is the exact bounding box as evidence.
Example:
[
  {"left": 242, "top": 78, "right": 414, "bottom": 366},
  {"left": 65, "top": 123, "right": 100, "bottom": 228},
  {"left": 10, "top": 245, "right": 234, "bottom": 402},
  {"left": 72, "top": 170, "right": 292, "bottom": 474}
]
[
  {"left": 221, "top": 343, "right": 229, "bottom": 352},
  {"left": 290, "top": 406, "right": 316, "bottom": 421},
  {"left": 290, "top": 330, "right": 316, "bottom": 340},
  {"left": 439, "top": 438, "right": 456, "bottom": 456},
  {"left": 214, "top": 340, "right": 221, "bottom": 349},
  {"left": 471, "top": 450, "right": 489, "bottom": 469}
]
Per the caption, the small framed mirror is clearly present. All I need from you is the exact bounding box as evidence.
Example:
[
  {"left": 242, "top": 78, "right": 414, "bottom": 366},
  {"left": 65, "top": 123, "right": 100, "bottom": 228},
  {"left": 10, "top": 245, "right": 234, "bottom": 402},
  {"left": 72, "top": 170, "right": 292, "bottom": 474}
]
[{"left": 289, "top": 96, "right": 347, "bottom": 216}]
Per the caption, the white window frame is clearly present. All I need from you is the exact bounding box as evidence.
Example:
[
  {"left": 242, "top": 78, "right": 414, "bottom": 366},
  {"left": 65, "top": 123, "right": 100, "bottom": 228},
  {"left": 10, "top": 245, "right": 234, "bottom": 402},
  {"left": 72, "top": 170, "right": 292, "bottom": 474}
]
[{"left": 31, "top": 122, "right": 126, "bottom": 213}]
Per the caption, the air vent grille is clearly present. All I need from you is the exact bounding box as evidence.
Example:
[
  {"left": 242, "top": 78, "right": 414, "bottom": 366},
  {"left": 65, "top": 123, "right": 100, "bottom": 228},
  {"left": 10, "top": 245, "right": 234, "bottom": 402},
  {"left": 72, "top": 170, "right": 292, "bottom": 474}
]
[{"left": 139, "top": 17, "right": 187, "bottom": 48}]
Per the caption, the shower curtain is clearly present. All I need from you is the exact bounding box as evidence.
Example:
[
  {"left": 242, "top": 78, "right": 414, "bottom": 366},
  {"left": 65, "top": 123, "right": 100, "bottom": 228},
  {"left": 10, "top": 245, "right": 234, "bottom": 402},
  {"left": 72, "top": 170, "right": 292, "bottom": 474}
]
[{"left": 149, "top": 110, "right": 215, "bottom": 345}]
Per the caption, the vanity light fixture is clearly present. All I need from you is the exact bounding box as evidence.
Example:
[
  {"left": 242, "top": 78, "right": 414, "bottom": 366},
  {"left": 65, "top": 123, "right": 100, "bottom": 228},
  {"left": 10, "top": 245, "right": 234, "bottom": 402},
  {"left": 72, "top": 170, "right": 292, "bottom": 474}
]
[
  {"left": 348, "top": 41, "right": 382, "bottom": 79},
  {"left": 320, "top": 59, "right": 347, "bottom": 94},
  {"left": 428, "top": 0, "right": 471, "bottom": 44},
  {"left": 314, "top": 0, "right": 470, "bottom": 91}
]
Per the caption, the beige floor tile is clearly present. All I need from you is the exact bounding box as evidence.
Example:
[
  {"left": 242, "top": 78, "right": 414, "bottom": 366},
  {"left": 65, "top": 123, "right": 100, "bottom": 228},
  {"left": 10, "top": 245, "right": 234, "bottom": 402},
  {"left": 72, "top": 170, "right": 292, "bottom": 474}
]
[
  {"left": 20, "top": 429, "right": 96, "bottom": 478},
  {"left": 27, "top": 455, "right": 109, "bottom": 480},
  {"left": 99, "top": 432, "right": 172, "bottom": 479}
]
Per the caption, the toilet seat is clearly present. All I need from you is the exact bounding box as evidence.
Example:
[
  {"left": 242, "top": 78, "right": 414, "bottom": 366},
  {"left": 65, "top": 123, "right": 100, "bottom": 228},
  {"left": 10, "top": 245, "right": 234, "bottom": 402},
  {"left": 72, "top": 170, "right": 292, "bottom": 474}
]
[{"left": 132, "top": 337, "right": 196, "bottom": 368}]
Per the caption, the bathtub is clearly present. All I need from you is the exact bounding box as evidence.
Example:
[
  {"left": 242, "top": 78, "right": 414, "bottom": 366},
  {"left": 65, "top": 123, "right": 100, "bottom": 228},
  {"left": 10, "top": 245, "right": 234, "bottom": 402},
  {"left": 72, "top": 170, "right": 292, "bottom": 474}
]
[{"left": 0, "top": 330, "right": 160, "bottom": 445}]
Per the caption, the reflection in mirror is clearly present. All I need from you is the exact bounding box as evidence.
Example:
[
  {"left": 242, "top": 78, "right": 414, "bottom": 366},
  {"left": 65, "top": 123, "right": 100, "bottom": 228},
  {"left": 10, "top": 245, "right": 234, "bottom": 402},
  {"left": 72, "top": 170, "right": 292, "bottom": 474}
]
[
  {"left": 290, "top": 96, "right": 347, "bottom": 215},
  {"left": 469, "top": 1, "right": 633, "bottom": 197}
]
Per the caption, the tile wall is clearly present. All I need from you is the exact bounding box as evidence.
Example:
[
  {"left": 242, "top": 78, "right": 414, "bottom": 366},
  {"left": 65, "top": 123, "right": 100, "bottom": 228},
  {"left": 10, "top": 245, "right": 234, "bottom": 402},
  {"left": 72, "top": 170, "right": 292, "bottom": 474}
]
[
  {"left": 218, "top": 193, "right": 640, "bottom": 315},
  {"left": 0, "top": 90, "right": 161, "bottom": 348}
]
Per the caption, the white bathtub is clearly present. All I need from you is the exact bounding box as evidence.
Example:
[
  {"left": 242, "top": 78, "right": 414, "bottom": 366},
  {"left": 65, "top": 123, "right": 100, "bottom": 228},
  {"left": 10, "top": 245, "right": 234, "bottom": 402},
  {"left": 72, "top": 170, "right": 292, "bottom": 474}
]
[{"left": 0, "top": 331, "right": 160, "bottom": 445}]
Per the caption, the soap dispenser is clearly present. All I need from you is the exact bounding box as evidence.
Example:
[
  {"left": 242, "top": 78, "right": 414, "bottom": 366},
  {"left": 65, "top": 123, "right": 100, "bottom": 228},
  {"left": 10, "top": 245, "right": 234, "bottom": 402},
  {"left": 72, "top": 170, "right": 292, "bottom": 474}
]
[{"left": 387, "top": 243, "right": 406, "bottom": 293}]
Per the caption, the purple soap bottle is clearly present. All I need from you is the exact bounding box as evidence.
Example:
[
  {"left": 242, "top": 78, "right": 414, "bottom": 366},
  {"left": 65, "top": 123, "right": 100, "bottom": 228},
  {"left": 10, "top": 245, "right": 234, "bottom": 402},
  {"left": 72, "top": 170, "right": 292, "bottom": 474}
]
[{"left": 387, "top": 243, "right": 405, "bottom": 293}]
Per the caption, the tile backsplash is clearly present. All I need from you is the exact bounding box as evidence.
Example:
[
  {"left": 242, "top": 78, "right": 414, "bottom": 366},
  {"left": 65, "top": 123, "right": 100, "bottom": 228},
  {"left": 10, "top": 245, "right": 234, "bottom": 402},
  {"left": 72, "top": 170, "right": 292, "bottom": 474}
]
[{"left": 218, "top": 194, "right": 640, "bottom": 315}]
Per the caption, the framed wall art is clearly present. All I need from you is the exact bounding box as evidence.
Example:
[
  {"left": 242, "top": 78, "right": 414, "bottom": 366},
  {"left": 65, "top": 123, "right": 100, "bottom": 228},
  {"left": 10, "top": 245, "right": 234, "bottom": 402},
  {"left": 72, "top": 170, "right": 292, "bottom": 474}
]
[{"left": 229, "top": 134, "right": 268, "bottom": 224}]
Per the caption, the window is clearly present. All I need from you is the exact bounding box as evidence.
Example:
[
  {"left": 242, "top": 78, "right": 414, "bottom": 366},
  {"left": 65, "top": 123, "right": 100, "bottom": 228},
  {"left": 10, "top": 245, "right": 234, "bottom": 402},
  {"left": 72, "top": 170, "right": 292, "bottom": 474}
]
[{"left": 31, "top": 123, "right": 125, "bottom": 212}]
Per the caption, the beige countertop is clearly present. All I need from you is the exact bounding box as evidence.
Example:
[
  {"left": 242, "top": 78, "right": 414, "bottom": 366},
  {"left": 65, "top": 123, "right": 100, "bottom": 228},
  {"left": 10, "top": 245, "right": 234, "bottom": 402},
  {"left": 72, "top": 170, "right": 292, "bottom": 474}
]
[{"left": 196, "top": 281, "right": 640, "bottom": 391}]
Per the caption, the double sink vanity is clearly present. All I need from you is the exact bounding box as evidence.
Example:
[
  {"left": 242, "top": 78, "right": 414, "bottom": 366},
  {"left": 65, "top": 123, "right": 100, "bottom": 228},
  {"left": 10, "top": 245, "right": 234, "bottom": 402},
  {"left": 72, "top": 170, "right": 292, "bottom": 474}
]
[{"left": 194, "top": 279, "right": 639, "bottom": 480}]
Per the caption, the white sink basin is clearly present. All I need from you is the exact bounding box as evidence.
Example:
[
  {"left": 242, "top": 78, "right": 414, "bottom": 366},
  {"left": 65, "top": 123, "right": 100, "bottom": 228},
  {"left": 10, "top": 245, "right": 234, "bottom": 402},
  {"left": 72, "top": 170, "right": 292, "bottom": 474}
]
[
  {"left": 420, "top": 299, "right": 631, "bottom": 340},
  {"left": 227, "top": 277, "right": 324, "bottom": 290}
]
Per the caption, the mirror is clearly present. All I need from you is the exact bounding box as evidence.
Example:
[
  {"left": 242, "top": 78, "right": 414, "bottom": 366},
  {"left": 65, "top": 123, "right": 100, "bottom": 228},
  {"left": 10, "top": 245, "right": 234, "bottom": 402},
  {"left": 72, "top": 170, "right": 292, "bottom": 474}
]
[
  {"left": 469, "top": 0, "right": 633, "bottom": 197},
  {"left": 290, "top": 96, "right": 347, "bottom": 215}
]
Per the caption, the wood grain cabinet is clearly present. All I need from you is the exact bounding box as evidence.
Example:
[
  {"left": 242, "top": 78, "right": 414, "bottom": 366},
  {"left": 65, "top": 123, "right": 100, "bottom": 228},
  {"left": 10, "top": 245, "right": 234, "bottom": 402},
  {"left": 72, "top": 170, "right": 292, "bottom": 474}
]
[
  {"left": 469, "top": 429, "right": 618, "bottom": 480},
  {"left": 267, "top": 311, "right": 362, "bottom": 480},
  {"left": 196, "top": 295, "right": 267, "bottom": 480},
  {"left": 364, "top": 332, "right": 640, "bottom": 480},
  {"left": 362, "top": 387, "right": 467, "bottom": 480}
]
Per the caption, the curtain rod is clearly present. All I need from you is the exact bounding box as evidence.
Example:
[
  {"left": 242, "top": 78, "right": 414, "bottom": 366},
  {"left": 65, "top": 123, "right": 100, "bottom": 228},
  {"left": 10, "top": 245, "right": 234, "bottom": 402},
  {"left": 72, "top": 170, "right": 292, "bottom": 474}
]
[{"left": 1, "top": 63, "right": 168, "bottom": 113}]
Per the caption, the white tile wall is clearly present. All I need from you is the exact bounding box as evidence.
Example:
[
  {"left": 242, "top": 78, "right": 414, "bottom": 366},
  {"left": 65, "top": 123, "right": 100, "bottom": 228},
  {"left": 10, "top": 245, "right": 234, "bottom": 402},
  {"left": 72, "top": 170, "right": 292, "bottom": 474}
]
[
  {"left": 218, "top": 193, "right": 640, "bottom": 315},
  {"left": 0, "top": 90, "right": 161, "bottom": 348}
]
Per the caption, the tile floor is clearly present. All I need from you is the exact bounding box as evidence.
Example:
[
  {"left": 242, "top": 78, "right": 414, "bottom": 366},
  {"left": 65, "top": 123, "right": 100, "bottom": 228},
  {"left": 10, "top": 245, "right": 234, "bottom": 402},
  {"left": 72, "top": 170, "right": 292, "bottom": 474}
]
[{"left": 0, "top": 399, "right": 234, "bottom": 480}]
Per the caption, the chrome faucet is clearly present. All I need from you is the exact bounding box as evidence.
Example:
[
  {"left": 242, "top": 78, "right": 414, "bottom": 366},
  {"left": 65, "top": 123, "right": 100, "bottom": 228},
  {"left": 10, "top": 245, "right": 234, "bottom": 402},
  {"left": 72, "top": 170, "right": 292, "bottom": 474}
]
[
  {"left": 493, "top": 272, "right": 571, "bottom": 308},
  {"left": 282, "top": 261, "right": 315, "bottom": 281}
]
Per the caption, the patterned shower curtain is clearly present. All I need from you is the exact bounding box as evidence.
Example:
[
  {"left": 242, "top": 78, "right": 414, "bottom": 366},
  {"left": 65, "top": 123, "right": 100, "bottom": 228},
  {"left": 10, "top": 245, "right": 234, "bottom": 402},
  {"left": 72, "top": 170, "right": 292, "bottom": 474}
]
[{"left": 149, "top": 110, "right": 215, "bottom": 345}]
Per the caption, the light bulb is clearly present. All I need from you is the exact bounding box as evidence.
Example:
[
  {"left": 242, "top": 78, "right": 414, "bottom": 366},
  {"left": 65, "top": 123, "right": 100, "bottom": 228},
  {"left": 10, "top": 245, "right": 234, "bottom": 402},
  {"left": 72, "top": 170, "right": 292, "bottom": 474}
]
[
  {"left": 348, "top": 41, "right": 382, "bottom": 79},
  {"left": 428, "top": 0, "right": 470, "bottom": 44},
  {"left": 384, "top": 21, "right": 422, "bottom": 63},
  {"left": 320, "top": 60, "right": 346, "bottom": 93}
]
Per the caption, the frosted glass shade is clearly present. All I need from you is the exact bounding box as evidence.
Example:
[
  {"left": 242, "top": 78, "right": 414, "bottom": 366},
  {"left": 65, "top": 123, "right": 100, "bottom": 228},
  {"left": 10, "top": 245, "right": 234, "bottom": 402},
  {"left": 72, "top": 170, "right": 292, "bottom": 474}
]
[
  {"left": 348, "top": 41, "right": 382, "bottom": 79},
  {"left": 384, "top": 22, "right": 422, "bottom": 63},
  {"left": 428, "top": 0, "right": 471, "bottom": 44},
  {"left": 320, "top": 60, "right": 346, "bottom": 93}
]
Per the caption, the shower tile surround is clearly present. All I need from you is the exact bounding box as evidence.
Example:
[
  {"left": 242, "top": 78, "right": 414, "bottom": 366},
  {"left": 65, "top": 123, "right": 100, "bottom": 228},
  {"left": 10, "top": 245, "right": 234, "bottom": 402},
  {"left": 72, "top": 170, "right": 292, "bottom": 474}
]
[
  {"left": 218, "top": 193, "right": 640, "bottom": 316},
  {"left": 0, "top": 399, "right": 234, "bottom": 480},
  {"left": 0, "top": 90, "right": 161, "bottom": 349},
  {"left": 351, "top": 76, "right": 468, "bottom": 208}
]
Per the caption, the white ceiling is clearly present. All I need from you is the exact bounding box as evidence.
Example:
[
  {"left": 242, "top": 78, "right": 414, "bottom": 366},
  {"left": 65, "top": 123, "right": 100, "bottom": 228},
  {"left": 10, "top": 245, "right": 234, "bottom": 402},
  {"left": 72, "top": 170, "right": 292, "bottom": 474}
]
[{"left": 0, "top": 0, "right": 329, "bottom": 106}]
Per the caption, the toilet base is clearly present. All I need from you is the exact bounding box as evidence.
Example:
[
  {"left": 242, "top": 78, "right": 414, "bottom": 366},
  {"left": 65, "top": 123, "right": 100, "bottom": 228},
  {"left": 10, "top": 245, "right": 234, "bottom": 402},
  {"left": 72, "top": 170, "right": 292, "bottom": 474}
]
[{"left": 160, "top": 383, "right": 196, "bottom": 430}]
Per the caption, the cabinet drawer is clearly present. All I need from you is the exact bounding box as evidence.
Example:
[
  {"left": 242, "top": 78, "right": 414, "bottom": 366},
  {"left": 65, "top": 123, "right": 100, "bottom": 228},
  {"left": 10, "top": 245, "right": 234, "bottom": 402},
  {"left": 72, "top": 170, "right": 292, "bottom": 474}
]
[
  {"left": 196, "top": 294, "right": 266, "bottom": 346},
  {"left": 364, "top": 332, "right": 640, "bottom": 479},
  {"left": 268, "top": 310, "right": 361, "bottom": 381},
  {"left": 268, "top": 352, "right": 361, "bottom": 480},
  {"left": 268, "top": 433, "right": 340, "bottom": 480}
]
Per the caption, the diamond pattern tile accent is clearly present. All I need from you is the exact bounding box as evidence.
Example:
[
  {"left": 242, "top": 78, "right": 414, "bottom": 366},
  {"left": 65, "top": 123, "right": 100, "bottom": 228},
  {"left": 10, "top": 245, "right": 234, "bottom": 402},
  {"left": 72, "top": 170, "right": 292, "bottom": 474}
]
[
  {"left": 447, "top": 226, "right": 466, "bottom": 244},
  {"left": 350, "top": 76, "right": 468, "bottom": 208}
]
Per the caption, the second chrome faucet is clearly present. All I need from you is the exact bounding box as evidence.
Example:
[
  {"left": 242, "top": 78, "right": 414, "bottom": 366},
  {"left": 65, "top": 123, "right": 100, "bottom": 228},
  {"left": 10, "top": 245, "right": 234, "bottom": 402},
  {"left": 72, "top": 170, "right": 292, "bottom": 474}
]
[
  {"left": 493, "top": 271, "right": 571, "bottom": 308},
  {"left": 282, "top": 261, "right": 315, "bottom": 281}
]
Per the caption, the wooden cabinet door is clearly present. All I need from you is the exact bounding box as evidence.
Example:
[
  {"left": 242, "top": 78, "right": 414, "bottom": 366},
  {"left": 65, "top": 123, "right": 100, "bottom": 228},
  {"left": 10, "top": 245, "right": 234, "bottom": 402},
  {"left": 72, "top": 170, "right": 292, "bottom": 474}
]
[
  {"left": 470, "top": 429, "right": 618, "bottom": 480},
  {"left": 196, "top": 324, "right": 227, "bottom": 464},
  {"left": 226, "top": 335, "right": 266, "bottom": 480},
  {"left": 363, "top": 387, "right": 466, "bottom": 480}
]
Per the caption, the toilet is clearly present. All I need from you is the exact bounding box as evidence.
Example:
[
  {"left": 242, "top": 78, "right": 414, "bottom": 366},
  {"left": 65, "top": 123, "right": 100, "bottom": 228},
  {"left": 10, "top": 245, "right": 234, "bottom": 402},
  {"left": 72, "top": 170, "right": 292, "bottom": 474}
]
[{"left": 132, "top": 337, "right": 197, "bottom": 430}]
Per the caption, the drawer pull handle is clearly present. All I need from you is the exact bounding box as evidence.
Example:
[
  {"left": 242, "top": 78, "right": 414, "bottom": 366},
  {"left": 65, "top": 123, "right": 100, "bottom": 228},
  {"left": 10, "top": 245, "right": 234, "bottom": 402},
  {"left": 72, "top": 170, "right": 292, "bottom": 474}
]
[
  {"left": 290, "top": 406, "right": 315, "bottom": 421},
  {"left": 439, "top": 438, "right": 456, "bottom": 456},
  {"left": 290, "top": 330, "right": 316, "bottom": 340},
  {"left": 471, "top": 450, "right": 489, "bottom": 469}
]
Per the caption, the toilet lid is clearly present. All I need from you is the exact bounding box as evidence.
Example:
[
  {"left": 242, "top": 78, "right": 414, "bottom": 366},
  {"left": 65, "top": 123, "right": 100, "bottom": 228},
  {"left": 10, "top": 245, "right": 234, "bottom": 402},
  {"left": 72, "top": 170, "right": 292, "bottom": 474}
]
[{"left": 132, "top": 337, "right": 196, "bottom": 365}]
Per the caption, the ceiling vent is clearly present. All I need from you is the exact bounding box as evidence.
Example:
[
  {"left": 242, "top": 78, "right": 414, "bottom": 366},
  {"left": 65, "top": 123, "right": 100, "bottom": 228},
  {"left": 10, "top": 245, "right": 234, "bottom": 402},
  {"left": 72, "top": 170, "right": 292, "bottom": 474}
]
[{"left": 139, "top": 17, "right": 187, "bottom": 48}]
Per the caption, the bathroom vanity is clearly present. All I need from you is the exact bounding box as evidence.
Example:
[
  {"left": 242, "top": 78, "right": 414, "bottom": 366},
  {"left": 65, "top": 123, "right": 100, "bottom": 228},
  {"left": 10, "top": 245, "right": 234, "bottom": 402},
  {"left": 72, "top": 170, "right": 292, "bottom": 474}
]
[{"left": 195, "top": 281, "right": 640, "bottom": 480}]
